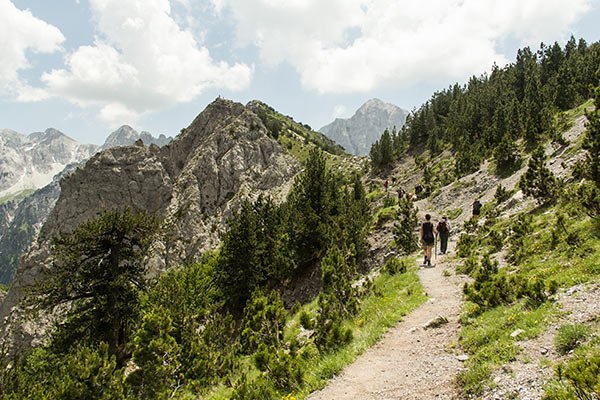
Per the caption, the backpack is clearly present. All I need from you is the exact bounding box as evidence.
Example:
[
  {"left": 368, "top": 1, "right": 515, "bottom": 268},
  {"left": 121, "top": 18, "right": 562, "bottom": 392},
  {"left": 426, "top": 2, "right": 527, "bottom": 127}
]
[{"left": 438, "top": 220, "right": 449, "bottom": 233}]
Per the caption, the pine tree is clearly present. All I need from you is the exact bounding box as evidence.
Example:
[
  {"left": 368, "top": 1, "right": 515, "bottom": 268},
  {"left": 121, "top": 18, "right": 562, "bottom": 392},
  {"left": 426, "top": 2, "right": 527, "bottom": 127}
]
[
  {"left": 519, "top": 146, "right": 559, "bottom": 203},
  {"left": 287, "top": 147, "right": 336, "bottom": 267},
  {"left": 393, "top": 197, "right": 419, "bottom": 255},
  {"left": 127, "top": 310, "right": 181, "bottom": 399},
  {"left": 27, "top": 208, "right": 160, "bottom": 365}
]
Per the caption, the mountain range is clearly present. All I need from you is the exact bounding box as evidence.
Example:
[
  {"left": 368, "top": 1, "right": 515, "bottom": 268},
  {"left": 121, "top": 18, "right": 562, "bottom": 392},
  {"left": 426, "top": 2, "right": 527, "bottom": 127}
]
[
  {"left": 319, "top": 98, "right": 408, "bottom": 156},
  {"left": 0, "top": 126, "right": 173, "bottom": 284}
]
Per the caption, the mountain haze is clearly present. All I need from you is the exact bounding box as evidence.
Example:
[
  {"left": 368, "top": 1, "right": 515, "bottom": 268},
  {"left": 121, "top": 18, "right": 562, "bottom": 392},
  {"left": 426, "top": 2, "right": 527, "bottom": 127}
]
[{"left": 319, "top": 99, "right": 408, "bottom": 156}]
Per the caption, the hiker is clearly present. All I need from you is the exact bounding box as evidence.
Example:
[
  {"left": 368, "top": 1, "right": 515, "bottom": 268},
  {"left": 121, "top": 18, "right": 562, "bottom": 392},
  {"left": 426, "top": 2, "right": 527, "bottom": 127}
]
[
  {"left": 415, "top": 184, "right": 423, "bottom": 198},
  {"left": 420, "top": 214, "right": 437, "bottom": 266},
  {"left": 384, "top": 179, "right": 389, "bottom": 192},
  {"left": 397, "top": 186, "right": 404, "bottom": 200},
  {"left": 436, "top": 216, "right": 451, "bottom": 254},
  {"left": 472, "top": 199, "right": 482, "bottom": 219}
]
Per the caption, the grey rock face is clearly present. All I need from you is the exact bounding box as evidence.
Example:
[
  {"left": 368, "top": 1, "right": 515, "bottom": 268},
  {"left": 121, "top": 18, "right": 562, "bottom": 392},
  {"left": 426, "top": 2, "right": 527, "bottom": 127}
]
[
  {"left": 319, "top": 98, "right": 407, "bottom": 156},
  {"left": 0, "top": 98, "right": 300, "bottom": 352},
  {"left": 0, "top": 167, "right": 72, "bottom": 284},
  {"left": 0, "top": 128, "right": 171, "bottom": 285}
]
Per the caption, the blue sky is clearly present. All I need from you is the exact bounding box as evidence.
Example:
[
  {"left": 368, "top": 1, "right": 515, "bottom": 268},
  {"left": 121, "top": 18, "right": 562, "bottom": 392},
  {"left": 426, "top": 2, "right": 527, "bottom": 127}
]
[{"left": 1, "top": 0, "right": 599, "bottom": 144}]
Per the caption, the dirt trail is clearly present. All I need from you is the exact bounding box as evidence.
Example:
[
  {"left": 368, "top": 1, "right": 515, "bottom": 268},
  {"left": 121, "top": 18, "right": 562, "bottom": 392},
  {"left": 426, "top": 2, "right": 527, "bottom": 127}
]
[{"left": 308, "top": 239, "right": 468, "bottom": 400}]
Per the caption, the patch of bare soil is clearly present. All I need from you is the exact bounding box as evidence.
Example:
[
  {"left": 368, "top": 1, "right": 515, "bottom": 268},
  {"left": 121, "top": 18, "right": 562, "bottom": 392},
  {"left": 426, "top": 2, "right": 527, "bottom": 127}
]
[{"left": 308, "top": 239, "right": 469, "bottom": 400}]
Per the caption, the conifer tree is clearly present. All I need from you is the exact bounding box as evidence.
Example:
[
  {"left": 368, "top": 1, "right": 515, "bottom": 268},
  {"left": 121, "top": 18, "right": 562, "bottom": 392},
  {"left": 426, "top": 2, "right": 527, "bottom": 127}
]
[
  {"left": 393, "top": 197, "right": 419, "bottom": 255},
  {"left": 27, "top": 208, "right": 160, "bottom": 365},
  {"left": 519, "top": 146, "right": 559, "bottom": 203},
  {"left": 287, "top": 147, "right": 336, "bottom": 267}
]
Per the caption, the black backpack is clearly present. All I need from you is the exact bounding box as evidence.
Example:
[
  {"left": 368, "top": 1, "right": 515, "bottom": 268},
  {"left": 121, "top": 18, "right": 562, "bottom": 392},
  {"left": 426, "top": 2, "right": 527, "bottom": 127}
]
[{"left": 438, "top": 220, "right": 448, "bottom": 233}]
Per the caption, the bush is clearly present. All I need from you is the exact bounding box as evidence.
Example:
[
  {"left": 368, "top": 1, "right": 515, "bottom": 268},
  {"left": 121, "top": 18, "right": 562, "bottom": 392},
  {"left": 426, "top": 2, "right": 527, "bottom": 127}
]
[
  {"left": 393, "top": 197, "right": 419, "bottom": 255},
  {"left": 554, "top": 324, "right": 592, "bottom": 355},
  {"left": 383, "top": 257, "right": 408, "bottom": 275},
  {"left": 494, "top": 184, "right": 512, "bottom": 204},
  {"left": 544, "top": 347, "right": 600, "bottom": 400},
  {"left": 457, "top": 233, "right": 477, "bottom": 258}
]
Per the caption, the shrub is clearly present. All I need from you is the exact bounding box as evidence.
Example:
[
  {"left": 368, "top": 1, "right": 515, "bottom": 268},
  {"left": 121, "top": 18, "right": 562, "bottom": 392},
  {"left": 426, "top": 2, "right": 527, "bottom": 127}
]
[
  {"left": 383, "top": 257, "right": 408, "bottom": 275},
  {"left": 544, "top": 348, "right": 600, "bottom": 400},
  {"left": 494, "top": 184, "right": 512, "bottom": 204},
  {"left": 457, "top": 233, "right": 477, "bottom": 258},
  {"left": 554, "top": 324, "right": 592, "bottom": 355},
  {"left": 393, "top": 197, "right": 419, "bottom": 255}
]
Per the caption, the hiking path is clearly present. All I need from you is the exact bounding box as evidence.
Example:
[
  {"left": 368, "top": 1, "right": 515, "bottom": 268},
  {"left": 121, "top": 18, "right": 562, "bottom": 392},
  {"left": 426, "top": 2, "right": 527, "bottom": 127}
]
[{"left": 308, "top": 238, "right": 468, "bottom": 400}]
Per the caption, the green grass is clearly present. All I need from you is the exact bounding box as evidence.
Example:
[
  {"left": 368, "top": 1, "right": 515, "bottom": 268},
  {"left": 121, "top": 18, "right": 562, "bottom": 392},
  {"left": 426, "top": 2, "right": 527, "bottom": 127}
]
[
  {"left": 297, "top": 263, "right": 426, "bottom": 397},
  {"left": 456, "top": 190, "right": 600, "bottom": 395},
  {"left": 458, "top": 301, "right": 556, "bottom": 395},
  {"left": 446, "top": 207, "right": 463, "bottom": 220},
  {"left": 554, "top": 323, "right": 593, "bottom": 355},
  {"left": 205, "top": 260, "right": 426, "bottom": 400}
]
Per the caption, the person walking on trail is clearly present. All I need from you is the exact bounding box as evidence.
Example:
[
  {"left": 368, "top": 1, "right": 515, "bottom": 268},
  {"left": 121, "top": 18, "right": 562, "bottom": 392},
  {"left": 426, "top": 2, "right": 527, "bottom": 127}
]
[
  {"left": 384, "top": 179, "right": 389, "bottom": 192},
  {"left": 397, "top": 186, "right": 404, "bottom": 200},
  {"left": 436, "top": 216, "right": 451, "bottom": 255},
  {"left": 472, "top": 199, "right": 482, "bottom": 220},
  {"left": 420, "top": 214, "right": 437, "bottom": 266}
]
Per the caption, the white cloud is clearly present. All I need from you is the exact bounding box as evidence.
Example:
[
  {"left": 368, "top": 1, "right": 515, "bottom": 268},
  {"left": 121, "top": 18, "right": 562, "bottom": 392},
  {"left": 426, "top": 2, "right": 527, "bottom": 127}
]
[
  {"left": 42, "top": 0, "right": 252, "bottom": 124},
  {"left": 215, "top": 0, "right": 592, "bottom": 93},
  {"left": 0, "top": 0, "right": 64, "bottom": 100}
]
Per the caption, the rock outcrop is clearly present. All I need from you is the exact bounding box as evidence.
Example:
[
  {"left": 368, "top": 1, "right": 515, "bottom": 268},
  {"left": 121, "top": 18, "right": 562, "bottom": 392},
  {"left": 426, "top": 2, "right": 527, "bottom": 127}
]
[
  {"left": 0, "top": 98, "right": 301, "bottom": 353},
  {"left": 0, "top": 129, "right": 172, "bottom": 285},
  {"left": 319, "top": 98, "right": 407, "bottom": 156}
]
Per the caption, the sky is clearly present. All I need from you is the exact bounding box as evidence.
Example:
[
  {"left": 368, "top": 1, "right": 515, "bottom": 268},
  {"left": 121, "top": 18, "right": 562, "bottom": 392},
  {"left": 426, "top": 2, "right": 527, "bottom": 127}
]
[{"left": 1, "top": 0, "right": 599, "bottom": 145}]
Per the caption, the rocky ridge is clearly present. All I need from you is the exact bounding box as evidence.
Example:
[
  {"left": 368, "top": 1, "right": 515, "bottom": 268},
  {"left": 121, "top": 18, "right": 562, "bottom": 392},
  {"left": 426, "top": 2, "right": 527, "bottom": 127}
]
[
  {"left": 319, "top": 98, "right": 408, "bottom": 156},
  {"left": 0, "top": 128, "right": 173, "bottom": 285},
  {"left": 100, "top": 125, "right": 172, "bottom": 150},
  {"left": 0, "top": 98, "right": 302, "bottom": 352}
]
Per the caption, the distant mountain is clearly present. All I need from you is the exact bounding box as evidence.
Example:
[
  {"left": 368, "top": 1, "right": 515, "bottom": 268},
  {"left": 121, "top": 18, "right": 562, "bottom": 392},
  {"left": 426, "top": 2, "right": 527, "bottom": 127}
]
[
  {"left": 0, "top": 128, "right": 98, "bottom": 199},
  {"left": 100, "top": 125, "right": 172, "bottom": 150},
  {"left": 319, "top": 99, "right": 408, "bottom": 156},
  {"left": 0, "top": 127, "right": 172, "bottom": 285}
]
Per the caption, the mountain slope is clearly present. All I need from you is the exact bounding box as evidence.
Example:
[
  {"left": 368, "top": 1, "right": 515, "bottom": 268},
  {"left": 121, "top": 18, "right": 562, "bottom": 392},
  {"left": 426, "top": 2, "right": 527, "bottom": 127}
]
[
  {"left": 319, "top": 99, "right": 407, "bottom": 156},
  {"left": 1, "top": 97, "right": 339, "bottom": 352},
  {"left": 0, "top": 128, "right": 173, "bottom": 285}
]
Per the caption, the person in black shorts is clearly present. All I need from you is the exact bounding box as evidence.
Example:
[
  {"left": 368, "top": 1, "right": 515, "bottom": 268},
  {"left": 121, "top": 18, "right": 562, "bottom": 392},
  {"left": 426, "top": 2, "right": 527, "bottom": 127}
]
[
  {"left": 472, "top": 199, "right": 482, "bottom": 220},
  {"left": 420, "top": 214, "right": 436, "bottom": 266}
]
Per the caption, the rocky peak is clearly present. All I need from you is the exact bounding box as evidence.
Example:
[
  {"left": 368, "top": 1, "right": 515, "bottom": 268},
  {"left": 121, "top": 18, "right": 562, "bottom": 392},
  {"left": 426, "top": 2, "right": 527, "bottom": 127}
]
[
  {"left": 319, "top": 98, "right": 408, "bottom": 156},
  {"left": 101, "top": 125, "right": 172, "bottom": 150},
  {"left": 1, "top": 98, "right": 301, "bottom": 352}
]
